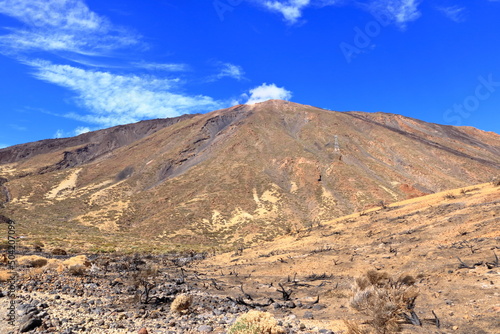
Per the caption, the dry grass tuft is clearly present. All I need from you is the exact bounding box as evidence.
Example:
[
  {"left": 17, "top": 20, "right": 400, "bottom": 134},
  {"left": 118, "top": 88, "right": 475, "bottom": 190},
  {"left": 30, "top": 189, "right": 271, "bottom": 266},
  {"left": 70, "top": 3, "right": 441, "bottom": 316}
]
[
  {"left": 344, "top": 319, "right": 371, "bottom": 334},
  {"left": 63, "top": 255, "right": 91, "bottom": 275},
  {"left": 228, "top": 310, "right": 285, "bottom": 334},
  {"left": 62, "top": 255, "right": 91, "bottom": 267},
  {"left": 170, "top": 294, "right": 193, "bottom": 313},
  {"left": 45, "top": 259, "right": 64, "bottom": 272},
  {"left": 350, "top": 270, "right": 419, "bottom": 333},
  {"left": 0, "top": 270, "right": 13, "bottom": 282},
  {"left": 51, "top": 248, "right": 67, "bottom": 255},
  {"left": 17, "top": 255, "right": 48, "bottom": 268}
]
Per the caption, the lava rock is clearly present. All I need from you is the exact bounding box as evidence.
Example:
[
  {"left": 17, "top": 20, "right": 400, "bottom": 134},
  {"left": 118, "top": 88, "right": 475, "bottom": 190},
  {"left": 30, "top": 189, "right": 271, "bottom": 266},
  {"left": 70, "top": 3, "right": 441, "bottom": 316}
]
[
  {"left": 19, "top": 317, "right": 42, "bottom": 333},
  {"left": 303, "top": 311, "right": 314, "bottom": 319},
  {"left": 198, "top": 325, "right": 213, "bottom": 332}
]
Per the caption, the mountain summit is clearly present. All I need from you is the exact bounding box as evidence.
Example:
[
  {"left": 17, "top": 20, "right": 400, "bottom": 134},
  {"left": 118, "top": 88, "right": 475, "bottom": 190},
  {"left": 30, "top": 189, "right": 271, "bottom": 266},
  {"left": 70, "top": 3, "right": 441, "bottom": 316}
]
[{"left": 1, "top": 100, "right": 499, "bottom": 251}]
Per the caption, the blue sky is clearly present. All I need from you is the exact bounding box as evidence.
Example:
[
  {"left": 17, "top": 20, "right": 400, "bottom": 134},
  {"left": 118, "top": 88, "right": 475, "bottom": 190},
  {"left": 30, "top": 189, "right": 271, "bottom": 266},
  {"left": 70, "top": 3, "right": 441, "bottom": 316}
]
[{"left": 1, "top": 0, "right": 499, "bottom": 148}]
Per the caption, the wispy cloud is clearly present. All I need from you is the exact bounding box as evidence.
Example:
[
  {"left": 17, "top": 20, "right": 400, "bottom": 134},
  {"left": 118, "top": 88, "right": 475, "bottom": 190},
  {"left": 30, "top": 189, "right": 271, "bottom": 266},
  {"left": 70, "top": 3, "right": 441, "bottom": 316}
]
[
  {"left": 437, "top": 5, "right": 466, "bottom": 23},
  {"left": 74, "top": 126, "right": 91, "bottom": 135},
  {"left": 0, "top": 0, "right": 140, "bottom": 56},
  {"left": 245, "top": 83, "right": 292, "bottom": 104},
  {"left": 261, "top": 0, "right": 312, "bottom": 24},
  {"left": 255, "top": 0, "right": 339, "bottom": 24},
  {"left": 133, "top": 62, "right": 191, "bottom": 72},
  {"left": 216, "top": 62, "right": 245, "bottom": 80},
  {"left": 54, "top": 129, "right": 64, "bottom": 139},
  {"left": 369, "top": 0, "right": 422, "bottom": 28},
  {"left": 27, "top": 60, "right": 223, "bottom": 127},
  {"left": 255, "top": 0, "right": 420, "bottom": 27},
  {"left": 0, "top": 0, "right": 229, "bottom": 131},
  {"left": 0, "top": 144, "right": 9, "bottom": 149}
]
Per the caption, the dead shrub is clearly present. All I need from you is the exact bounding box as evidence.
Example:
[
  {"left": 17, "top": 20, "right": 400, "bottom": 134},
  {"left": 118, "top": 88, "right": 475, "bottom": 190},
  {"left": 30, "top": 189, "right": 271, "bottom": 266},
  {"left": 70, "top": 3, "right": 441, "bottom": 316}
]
[
  {"left": 31, "top": 241, "right": 44, "bottom": 252},
  {"left": 228, "top": 310, "right": 285, "bottom": 334},
  {"left": 45, "top": 259, "right": 64, "bottom": 272},
  {"left": 491, "top": 176, "right": 500, "bottom": 186},
  {"left": 344, "top": 319, "right": 371, "bottom": 334},
  {"left": 51, "top": 248, "right": 67, "bottom": 255},
  {"left": 350, "top": 270, "right": 419, "bottom": 333},
  {"left": 17, "top": 255, "right": 48, "bottom": 268},
  {"left": 68, "top": 264, "right": 87, "bottom": 275},
  {"left": 170, "top": 293, "right": 193, "bottom": 313},
  {"left": 443, "top": 192, "right": 455, "bottom": 200},
  {"left": 63, "top": 255, "right": 91, "bottom": 267},
  {"left": 131, "top": 264, "right": 159, "bottom": 304},
  {"left": 63, "top": 255, "right": 91, "bottom": 276}
]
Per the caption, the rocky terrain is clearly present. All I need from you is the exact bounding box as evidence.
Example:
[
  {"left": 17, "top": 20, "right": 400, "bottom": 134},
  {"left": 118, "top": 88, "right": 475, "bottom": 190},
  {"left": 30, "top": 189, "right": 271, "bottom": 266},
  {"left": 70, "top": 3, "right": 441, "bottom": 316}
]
[
  {"left": 1, "top": 181, "right": 498, "bottom": 333},
  {"left": 0, "top": 100, "right": 499, "bottom": 252}
]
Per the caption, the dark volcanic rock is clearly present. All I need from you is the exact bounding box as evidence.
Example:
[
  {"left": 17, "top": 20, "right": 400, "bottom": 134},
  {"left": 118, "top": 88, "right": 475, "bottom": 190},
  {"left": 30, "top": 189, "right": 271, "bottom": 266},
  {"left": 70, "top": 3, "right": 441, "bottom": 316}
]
[{"left": 19, "top": 316, "right": 42, "bottom": 332}]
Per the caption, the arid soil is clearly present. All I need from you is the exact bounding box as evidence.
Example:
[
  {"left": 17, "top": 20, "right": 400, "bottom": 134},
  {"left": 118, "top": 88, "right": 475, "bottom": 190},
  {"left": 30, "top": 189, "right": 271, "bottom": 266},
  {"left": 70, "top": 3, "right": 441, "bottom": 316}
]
[{"left": 1, "top": 182, "right": 498, "bottom": 333}]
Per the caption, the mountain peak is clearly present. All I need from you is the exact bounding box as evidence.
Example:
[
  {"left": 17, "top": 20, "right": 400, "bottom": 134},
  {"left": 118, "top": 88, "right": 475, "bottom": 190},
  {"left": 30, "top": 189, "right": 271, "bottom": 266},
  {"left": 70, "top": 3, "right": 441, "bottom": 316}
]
[{"left": 0, "top": 103, "right": 499, "bottom": 251}]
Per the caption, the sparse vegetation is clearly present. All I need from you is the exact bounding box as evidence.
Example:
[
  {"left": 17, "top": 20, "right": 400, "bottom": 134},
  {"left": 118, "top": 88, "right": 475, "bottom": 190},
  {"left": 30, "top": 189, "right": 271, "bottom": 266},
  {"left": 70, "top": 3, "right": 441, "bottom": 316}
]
[
  {"left": 170, "top": 293, "right": 193, "bottom": 313},
  {"left": 31, "top": 240, "right": 44, "bottom": 251},
  {"left": 491, "top": 176, "right": 500, "bottom": 186},
  {"left": 228, "top": 310, "right": 284, "bottom": 334},
  {"left": 349, "top": 270, "right": 419, "bottom": 333},
  {"left": 17, "top": 255, "right": 48, "bottom": 268},
  {"left": 443, "top": 192, "right": 456, "bottom": 200},
  {"left": 51, "top": 248, "right": 67, "bottom": 255},
  {"left": 63, "top": 255, "right": 91, "bottom": 275},
  {"left": 131, "top": 263, "right": 159, "bottom": 304}
]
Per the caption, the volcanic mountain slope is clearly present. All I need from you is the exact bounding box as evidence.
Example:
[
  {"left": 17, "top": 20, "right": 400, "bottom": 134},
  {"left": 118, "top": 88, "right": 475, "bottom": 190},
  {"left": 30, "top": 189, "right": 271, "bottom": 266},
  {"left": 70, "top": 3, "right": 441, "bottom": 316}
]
[{"left": 0, "top": 100, "right": 499, "bottom": 251}]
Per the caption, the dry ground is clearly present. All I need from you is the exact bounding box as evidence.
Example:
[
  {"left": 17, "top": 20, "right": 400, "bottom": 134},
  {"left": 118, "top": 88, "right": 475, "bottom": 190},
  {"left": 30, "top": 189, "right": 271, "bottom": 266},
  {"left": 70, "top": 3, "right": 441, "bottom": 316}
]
[
  {"left": 194, "top": 182, "right": 500, "bottom": 333},
  {"left": 0, "top": 182, "right": 498, "bottom": 333}
]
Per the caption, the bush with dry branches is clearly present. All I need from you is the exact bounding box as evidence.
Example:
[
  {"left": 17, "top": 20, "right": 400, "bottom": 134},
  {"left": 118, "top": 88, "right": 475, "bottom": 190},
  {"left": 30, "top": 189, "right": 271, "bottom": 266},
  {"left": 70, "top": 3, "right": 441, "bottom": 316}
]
[
  {"left": 131, "top": 263, "right": 159, "bottom": 304},
  {"left": 348, "top": 270, "right": 419, "bottom": 334}
]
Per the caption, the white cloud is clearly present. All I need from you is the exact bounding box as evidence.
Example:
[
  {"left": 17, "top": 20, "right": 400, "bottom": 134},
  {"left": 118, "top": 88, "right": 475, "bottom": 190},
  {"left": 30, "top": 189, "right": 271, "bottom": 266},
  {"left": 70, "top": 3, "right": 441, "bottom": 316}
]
[
  {"left": 217, "top": 63, "right": 245, "bottom": 80},
  {"left": 54, "top": 129, "right": 64, "bottom": 139},
  {"left": 0, "top": 144, "right": 9, "bottom": 149},
  {"left": 74, "top": 126, "right": 91, "bottom": 135},
  {"left": 437, "top": 6, "right": 466, "bottom": 23},
  {"left": 262, "top": 0, "right": 311, "bottom": 23},
  {"left": 134, "top": 62, "right": 190, "bottom": 72},
  {"left": 28, "top": 60, "right": 223, "bottom": 127},
  {"left": 370, "top": 0, "right": 422, "bottom": 28},
  {"left": 0, "top": 0, "right": 139, "bottom": 55},
  {"left": 245, "top": 83, "right": 292, "bottom": 104},
  {"left": 256, "top": 0, "right": 338, "bottom": 23}
]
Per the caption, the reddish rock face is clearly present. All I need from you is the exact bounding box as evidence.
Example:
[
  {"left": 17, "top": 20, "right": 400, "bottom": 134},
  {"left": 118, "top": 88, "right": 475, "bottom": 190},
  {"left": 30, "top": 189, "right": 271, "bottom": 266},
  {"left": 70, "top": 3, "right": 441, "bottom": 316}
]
[{"left": 138, "top": 328, "right": 148, "bottom": 334}]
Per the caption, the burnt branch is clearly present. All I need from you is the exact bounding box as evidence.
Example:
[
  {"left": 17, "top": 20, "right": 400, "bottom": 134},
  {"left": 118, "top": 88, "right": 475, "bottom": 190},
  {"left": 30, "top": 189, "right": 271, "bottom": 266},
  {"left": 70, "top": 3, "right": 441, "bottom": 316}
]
[
  {"left": 457, "top": 257, "right": 475, "bottom": 269},
  {"left": 432, "top": 310, "right": 441, "bottom": 328},
  {"left": 403, "top": 311, "right": 422, "bottom": 326},
  {"left": 240, "top": 284, "right": 252, "bottom": 300},
  {"left": 277, "top": 283, "right": 293, "bottom": 301},
  {"left": 227, "top": 296, "right": 274, "bottom": 308}
]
